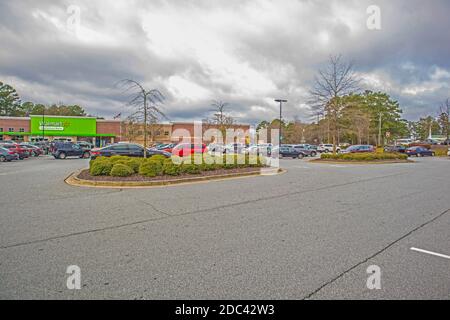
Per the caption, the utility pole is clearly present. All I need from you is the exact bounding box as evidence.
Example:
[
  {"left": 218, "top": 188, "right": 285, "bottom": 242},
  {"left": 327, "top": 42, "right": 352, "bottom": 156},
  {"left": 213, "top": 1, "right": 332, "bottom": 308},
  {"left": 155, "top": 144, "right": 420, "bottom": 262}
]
[
  {"left": 275, "top": 99, "right": 287, "bottom": 147},
  {"left": 378, "top": 112, "right": 382, "bottom": 147},
  {"left": 143, "top": 93, "right": 148, "bottom": 158},
  {"left": 42, "top": 107, "right": 45, "bottom": 142}
]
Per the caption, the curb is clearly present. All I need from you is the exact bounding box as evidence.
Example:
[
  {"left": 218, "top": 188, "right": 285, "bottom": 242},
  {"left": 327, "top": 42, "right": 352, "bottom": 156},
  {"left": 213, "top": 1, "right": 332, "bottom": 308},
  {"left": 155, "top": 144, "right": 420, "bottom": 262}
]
[
  {"left": 310, "top": 159, "right": 414, "bottom": 165},
  {"left": 65, "top": 168, "right": 285, "bottom": 189}
]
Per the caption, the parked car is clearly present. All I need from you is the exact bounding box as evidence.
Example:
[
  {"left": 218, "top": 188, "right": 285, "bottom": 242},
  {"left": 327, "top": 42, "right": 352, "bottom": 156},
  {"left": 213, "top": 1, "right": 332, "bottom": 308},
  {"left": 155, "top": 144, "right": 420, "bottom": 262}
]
[
  {"left": 207, "top": 143, "right": 226, "bottom": 154},
  {"left": 448, "top": 147, "right": 450, "bottom": 156},
  {"left": 292, "top": 145, "right": 317, "bottom": 157},
  {"left": 0, "top": 143, "right": 29, "bottom": 159},
  {"left": 341, "top": 145, "right": 376, "bottom": 154},
  {"left": 317, "top": 144, "right": 341, "bottom": 153},
  {"left": 76, "top": 142, "right": 94, "bottom": 150},
  {"left": 384, "top": 145, "right": 407, "bottom": 153},
  {"left": 52, "top": 142, "right": 91, "bottom": 159},
  {"left": 32, "top": 141, "right": 50, "bottom": 154},
  {"left": 90, "top": 143, "right": 171, "bottom": 160},
  {"left": 222, "top": 143, "right": 246, "bottom": 154},
  {"left": 156, "top": 143, "right": 177, "bottom": 153},
  {"left": 425, "top": 139, "right": 440, "bottom": 145},
  {"left": 172, "top": 143, "right": 207, "bottom": 157},
  {"left": 442, "top": 139, "right": 450, "bottom": 146},
  {"left": 0, "top": 147, "right": 18, "bottom": 162},
  {"left": 242, "top": 144, "right": 273, "bottom": 156},
  {"left": 20, "top": 143, "right": 43, "bottom": 157},
  {"left": 409, "top": 142, "right": 432, "bottom": 149},
  {"left": 406, "top": 146, "right": 435, "bottom": 157},
  {"left": 279, "top": 146, "right": 305, "bottom": 159}
]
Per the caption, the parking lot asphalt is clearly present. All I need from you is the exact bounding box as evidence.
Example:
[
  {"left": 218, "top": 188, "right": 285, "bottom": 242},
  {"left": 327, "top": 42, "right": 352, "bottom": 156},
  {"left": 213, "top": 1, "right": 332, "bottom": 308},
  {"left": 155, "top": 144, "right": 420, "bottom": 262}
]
[{"left": 0, "top": 155, "right": 449, "bottom": 299}]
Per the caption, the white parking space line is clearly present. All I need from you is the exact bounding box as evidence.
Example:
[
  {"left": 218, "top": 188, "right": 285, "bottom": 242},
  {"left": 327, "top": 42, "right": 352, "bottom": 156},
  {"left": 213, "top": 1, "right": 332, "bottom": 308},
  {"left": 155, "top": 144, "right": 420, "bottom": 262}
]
[{"left": 410, "top": 247, "right": 450, "bottom": 260}]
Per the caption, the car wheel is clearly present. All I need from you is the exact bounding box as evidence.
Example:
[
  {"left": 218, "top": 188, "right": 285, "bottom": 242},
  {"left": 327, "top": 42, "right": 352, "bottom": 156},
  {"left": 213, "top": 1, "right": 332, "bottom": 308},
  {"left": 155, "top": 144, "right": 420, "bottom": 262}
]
[
  {"left": 298, "top": 153, "right": 304, "bottom": 159},
  {"left": 0, "top": 156, "right": 5, "bottom": 162},
  {"left": 58, "top": 152, "right": 67, "bottom": 159},
  {"left": 310, "top": 151, "right": 317, "bottom": 157}
]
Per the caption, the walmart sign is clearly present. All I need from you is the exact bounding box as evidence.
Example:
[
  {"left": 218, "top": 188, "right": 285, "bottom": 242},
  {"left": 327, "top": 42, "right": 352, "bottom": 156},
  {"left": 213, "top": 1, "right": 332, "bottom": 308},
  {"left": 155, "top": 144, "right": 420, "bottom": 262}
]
[{"left": 30, "top": 116, "right": 96, "bottom": 136}]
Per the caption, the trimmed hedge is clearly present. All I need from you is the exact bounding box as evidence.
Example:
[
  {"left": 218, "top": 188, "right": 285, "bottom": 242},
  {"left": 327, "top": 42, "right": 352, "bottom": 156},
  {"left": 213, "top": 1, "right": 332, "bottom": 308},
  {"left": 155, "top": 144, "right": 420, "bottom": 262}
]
[
  {"left": 139, "top": 159, "right": 163, "bottom": 177},
  {"left": 163, "top": 158, "right": 181, "bottom": 176},
  {"left": 90, "top": 158, "right": 113, "bottom": 176},
  {"left": 88, "top": 154, "right": 267, "bottom": 178},
  {"left": 110, "top": 163, "right": 134, "bottom": 177},
  {"left": 321, "top": 152, "right": 408, "bottom": 161}
]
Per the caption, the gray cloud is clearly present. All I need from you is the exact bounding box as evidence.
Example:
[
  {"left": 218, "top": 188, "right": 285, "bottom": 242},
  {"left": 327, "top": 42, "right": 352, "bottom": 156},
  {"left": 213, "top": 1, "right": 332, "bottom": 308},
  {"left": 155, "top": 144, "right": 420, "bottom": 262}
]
[{"left": 1, "top": 0, "right": 449, "bottom": 123}]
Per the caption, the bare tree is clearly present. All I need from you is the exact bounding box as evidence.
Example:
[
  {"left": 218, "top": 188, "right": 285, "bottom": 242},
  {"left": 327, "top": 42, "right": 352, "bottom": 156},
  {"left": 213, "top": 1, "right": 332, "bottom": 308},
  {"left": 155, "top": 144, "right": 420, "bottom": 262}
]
[
  {"left": 204, "top": 100, "right": 235, "bottom": 141},
  {"left": 118, "top": 79, "right": 166, "bottom": 157},
  {"left": 439, "top": 98, "right": 450, "bottom": 141},
  {"left": 309, "top": 55, "right": 360, "bottom": 153}
]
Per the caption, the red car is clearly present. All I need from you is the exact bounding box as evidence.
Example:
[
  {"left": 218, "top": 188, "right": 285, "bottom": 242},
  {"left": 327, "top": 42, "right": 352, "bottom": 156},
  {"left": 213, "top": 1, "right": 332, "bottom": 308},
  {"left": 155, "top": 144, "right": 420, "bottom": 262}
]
[
  {"left": 20, "top": 143, "right": 43, "bottom": 157},
  {"left": 172, "top": 143, "right": 207, "bottom": 157},
  {"left": 0, "top": 143, "right": 30, "bottom": 159}
]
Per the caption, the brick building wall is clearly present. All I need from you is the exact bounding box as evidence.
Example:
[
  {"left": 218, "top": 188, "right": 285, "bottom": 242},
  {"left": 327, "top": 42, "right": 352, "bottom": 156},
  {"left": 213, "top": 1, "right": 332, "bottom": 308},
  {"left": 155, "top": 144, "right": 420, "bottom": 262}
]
[
  {"left": 0, "top": 117, "right": 31, "bottom": 141},
  {"left": 96, "top": 120, "right": 122, "bottom": 141},
  {"left": 171, "top": 122, "right": 251, "bottom": 143},
  {"left": 0, "top": 116, "right": 251, "bottom": 145}
]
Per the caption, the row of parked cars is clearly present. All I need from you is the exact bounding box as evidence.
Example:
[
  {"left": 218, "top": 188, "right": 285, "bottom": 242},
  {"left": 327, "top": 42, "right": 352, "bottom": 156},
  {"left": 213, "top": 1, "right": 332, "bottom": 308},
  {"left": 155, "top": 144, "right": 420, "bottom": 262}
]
[
  {"left": 4, "top": 139, "right": 446, "bottom": 163},
  {"left": 383, "top": 145, "right": 438, "bottom": 157},
  {"left": 0, "top": 141, "right": 45, "bottom": 162}
]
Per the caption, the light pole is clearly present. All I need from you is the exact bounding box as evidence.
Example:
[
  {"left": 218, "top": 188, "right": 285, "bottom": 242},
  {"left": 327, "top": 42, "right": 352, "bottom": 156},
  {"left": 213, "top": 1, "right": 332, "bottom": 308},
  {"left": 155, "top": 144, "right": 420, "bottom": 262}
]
[
  {"left": 378, "top": 112, "right": 382, "bottom": 147},
  {"left": 42, "top": 107, "right": 45, "bottom": 142},
  {"left": 275, "top": 99, "right": 287, "bottom": 147}
]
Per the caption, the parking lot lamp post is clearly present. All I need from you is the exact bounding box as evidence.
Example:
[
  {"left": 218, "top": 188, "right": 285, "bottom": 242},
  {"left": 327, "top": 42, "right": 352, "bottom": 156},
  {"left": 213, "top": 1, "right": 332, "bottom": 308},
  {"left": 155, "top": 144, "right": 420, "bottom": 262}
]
[
  {"left": 378, "top": 112, "right": 382, "bottom": 147},
  {"left": 42, "top": 106, "right": 45, "bottom": 142},
  {"left": 275, "top": 99, "right": 287, "bottom": 147}
]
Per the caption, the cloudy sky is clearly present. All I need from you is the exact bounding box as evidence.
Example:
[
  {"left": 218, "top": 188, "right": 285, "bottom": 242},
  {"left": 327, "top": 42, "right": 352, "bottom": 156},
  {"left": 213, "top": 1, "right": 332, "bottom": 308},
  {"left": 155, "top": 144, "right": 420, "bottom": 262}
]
[{"left": 1, "top": 0, "right": 449, "bottom": 125}]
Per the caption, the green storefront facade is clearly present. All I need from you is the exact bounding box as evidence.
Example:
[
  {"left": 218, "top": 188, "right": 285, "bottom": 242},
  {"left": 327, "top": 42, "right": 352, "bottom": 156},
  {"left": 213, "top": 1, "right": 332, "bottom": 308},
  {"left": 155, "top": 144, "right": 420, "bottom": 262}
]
[{"left": 0, "top": 115, "right": 121, "bottom": 147}]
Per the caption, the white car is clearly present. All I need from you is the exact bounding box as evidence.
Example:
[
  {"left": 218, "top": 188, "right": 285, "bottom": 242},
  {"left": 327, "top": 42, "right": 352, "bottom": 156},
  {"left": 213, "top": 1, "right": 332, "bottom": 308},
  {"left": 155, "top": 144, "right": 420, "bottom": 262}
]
[
  {"left": 447, "top": 147, "right": 450, "bottom": 156},
  {"left": 317, "top": 144, "right": 341, "bottom": 153}
]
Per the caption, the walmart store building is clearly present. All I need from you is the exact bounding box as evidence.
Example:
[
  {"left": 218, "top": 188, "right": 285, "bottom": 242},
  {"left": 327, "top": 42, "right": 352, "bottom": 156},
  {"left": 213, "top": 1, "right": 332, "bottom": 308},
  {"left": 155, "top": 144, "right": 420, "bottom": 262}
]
[{"left": 0, "top": 115, "right": 121, "bottom": 147}]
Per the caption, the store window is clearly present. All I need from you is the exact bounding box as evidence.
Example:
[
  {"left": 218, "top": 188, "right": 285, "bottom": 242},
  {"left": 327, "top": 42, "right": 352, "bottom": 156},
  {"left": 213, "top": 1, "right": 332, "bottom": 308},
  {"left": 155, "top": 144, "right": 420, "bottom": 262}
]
[
  {"left": 9, "top": 128, "right": 14, "bottom": 132},
  {"left": 19, "top": 128, "right": 25, "bottom": 132}
]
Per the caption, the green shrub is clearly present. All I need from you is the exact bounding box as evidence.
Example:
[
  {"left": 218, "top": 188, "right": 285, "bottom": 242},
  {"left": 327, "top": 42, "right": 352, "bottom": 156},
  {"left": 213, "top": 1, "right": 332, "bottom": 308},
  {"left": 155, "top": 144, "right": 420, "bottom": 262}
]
[
  {"left": 431, "top": 146, "right": 448, "bottom": 157},
  {"left": 90, "top": 159, "right": 113, "bottom": 176},
  {"left": 109, "top": 155, "right": 129, "bottom": 163},
  {"left": 162, "top": 159, "right": 181, "bottom": 176},
  {"left": 147, "top": 154, "right": 167, "bottom": 164},
  {"left": 125, "top": 158, "right": 143, "bottom": 173},
  {"left": 110, "top": 163, "right": 134, "bottom": 177},
  {"left": 139, "top": 159, "right": 163, "bottom": 177},
  {"left": 180, "top": 163, "right": 201, "bottom": 175},
  {"left": 320, "top": 152, "right": 408, "bottom": 161},
  {"left": 90, "top": 154, "right": 268, "bottom": 178}
]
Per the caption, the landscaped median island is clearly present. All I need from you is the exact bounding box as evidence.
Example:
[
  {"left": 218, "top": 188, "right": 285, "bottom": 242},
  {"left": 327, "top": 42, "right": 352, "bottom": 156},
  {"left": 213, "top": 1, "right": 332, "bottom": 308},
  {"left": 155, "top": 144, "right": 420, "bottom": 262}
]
[
  {"left": 67, "top": 154, "right": 278, "bottom": 187},
  {"left": 314, "top": 152, "right": 412, "bottom": 164}
]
